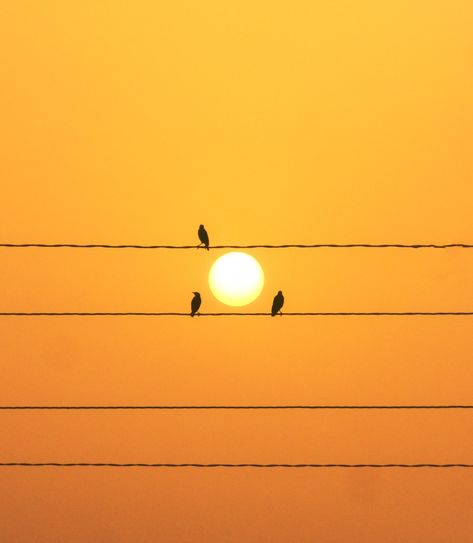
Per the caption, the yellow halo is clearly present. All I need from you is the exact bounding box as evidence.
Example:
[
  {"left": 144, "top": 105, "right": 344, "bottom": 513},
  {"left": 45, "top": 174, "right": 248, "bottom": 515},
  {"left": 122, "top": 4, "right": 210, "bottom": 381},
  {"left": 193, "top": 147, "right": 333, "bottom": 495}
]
[{"left": 208, "top": 252, "right": 264, "bottom": 307}]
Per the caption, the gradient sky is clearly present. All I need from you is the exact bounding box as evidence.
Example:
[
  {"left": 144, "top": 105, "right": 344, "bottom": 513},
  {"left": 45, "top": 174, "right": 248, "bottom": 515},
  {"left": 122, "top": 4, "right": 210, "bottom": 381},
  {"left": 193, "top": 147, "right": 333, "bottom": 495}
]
[{"left": 1, "top": 1, "right": 473, "bottom": 541}]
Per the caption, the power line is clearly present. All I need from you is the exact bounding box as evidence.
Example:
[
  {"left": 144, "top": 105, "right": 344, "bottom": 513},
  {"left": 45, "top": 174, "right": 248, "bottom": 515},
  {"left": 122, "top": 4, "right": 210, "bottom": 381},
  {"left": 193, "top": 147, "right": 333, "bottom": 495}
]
[
  {"left": 2, "top": 405, "right": 473, "bottom": 410},
  {"left": 0, "top": 243, "right": 472, "bottom": 250},
  {"left": 0, "top": 312, "right": 472, "bottom": 317},
  {"left": 1, "top": 463, "right": 472, "bottom": 468}
]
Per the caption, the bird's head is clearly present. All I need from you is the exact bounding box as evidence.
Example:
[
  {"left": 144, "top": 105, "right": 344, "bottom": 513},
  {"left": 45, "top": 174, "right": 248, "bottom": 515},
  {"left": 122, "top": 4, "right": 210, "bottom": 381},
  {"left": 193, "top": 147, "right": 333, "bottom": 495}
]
[
  {"left": 192, "top": 291, "right": 200, "bottom": 296},
  {"left": 199, "top": 224, "right": 204, "bottom": 229},
  {"left": 278, "top": 290, "right": 283, "bottom": 295}
]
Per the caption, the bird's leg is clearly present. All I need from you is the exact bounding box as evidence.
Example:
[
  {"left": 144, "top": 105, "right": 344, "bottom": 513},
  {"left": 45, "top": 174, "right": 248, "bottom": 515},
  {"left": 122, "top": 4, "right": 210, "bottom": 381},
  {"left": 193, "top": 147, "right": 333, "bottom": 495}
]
[{"left": 279, "top": 311, "right": 283, "bottom": 317}]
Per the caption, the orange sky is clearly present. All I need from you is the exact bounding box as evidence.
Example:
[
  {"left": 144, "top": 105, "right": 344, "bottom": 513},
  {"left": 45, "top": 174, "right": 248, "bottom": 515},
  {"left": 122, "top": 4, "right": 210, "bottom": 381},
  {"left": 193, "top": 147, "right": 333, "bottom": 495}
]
[{"left": 1, "top": 1, "right": 473, "bottom": 541}]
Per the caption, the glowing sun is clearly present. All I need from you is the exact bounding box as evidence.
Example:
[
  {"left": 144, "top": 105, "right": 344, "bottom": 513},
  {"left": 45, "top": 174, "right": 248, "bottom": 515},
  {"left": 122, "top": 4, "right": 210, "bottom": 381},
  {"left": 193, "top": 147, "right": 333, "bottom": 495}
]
[{"left": 209, "top": 252, "right": 264, "bottom": 307}]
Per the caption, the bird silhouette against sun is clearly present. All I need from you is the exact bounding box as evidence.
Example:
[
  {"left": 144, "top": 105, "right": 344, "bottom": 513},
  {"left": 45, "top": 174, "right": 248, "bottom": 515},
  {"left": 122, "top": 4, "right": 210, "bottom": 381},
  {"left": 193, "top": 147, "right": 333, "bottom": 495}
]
[{"left": 198, "top": 225, "right": 209, "bottom": 250}]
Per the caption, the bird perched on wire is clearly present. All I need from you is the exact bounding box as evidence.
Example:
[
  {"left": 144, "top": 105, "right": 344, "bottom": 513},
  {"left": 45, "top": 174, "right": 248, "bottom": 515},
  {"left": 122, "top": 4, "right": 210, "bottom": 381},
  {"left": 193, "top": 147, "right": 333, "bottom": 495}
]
[
  {"left": 198, "top": 224, "right": 210, "bottom": 250},
  {"left": 271, "top": 291, "right": 284, "bottom": 316},
  {"left": 190, "top": 292, "right": 202, "bottom": 317}
]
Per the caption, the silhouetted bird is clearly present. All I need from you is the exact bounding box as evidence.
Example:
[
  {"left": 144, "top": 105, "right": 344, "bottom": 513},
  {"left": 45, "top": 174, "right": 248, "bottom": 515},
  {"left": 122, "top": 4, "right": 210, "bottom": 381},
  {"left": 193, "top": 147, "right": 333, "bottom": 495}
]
[
  {"left": 190, "top": 292, "right": 202, "bottom": 317},
  {"left": 198, "top": 224, "right": 209, "bottom": 250},
  {"left": 271, "top": 291, "right": 284, "bottom": 316}
]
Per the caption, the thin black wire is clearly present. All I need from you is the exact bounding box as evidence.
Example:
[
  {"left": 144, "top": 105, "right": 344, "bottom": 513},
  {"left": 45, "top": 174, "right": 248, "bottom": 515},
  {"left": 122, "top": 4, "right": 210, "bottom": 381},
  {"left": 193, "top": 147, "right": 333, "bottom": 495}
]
[
  {"left": 1, "top": 463, "right": 472, "bottom": 468},
  {"left": 1, "top": 405, "right": 473, "bottom": 410},
  {"left": 0, "top": 312, "right": 472, "bottom": 317},
  {"left": 1, "top": 243, "right": 472, "bottom": 249}
]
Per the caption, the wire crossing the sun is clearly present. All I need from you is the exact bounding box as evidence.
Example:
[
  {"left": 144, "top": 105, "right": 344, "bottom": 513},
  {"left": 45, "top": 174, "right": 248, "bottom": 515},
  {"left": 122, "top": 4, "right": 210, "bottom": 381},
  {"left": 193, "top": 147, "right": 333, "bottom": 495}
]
[
  {"left": 1, "top": 311, "right": 472, "bottom": 317},
  {"left": 1, "top": 243, "right": 472, "bottom": 249},
  {"left": 1, "top": 463, "right": 473, "bottom": 469},
  {"left": 2, "top": 404, "right": 473, "bottom": 410}
]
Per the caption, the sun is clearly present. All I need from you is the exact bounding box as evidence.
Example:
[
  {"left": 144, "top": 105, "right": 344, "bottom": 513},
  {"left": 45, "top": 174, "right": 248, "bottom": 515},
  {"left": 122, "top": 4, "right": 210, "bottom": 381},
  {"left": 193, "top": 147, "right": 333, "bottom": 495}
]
[{"left": 208, "top": 252, "right": 264, "bottom": 307}]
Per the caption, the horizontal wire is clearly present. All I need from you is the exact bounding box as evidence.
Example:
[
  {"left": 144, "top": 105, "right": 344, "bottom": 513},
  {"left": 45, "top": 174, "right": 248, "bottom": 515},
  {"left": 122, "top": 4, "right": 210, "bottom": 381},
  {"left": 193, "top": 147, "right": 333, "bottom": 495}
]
[
  {"left": 1, "top": 463, "right": 472, "bottom": 468},
  {"left": 2, "top": 405, "right": 473, "bottom": 410},
  {"left": 1, "top": 243, "right": 472, "bottom": 250},
  {"left": 0, "top": 312, "right": 472, "bottom": 317}
]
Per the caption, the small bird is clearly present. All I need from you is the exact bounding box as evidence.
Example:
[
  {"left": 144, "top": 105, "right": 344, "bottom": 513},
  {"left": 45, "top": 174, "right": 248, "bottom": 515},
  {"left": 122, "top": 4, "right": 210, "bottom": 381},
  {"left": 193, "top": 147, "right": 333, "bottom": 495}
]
[
  {"left": 198, "top": 224, "right": 210, "bottom": 250},
  {"left": 190, "top": 292, "right": 202, "bottom": 317},
  {"left": 271, "top": 290, "right": 284, "bottom": 316}
]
